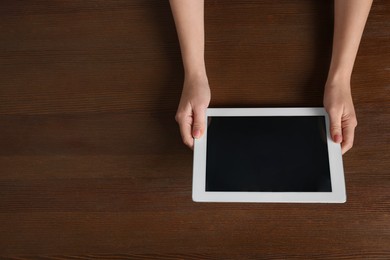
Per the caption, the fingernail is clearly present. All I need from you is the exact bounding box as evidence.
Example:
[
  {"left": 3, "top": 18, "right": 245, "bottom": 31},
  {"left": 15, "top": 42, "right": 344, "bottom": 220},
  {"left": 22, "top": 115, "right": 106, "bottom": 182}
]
[
  {"left": 334, "top": 134, "right": 342, "bottom": 143},
  {"left": 193, "top": 129, "right": 200, "bottom": 139}
]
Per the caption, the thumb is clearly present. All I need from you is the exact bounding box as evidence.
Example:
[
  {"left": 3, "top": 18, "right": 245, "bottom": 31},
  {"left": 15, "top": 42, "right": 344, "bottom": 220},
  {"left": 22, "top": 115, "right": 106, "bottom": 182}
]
[
  {"left": 328, "top": 109, "right": 343, "bottom": 143},
  {"left": 192, "top": 107, "right": 206, "bottom": 139}
]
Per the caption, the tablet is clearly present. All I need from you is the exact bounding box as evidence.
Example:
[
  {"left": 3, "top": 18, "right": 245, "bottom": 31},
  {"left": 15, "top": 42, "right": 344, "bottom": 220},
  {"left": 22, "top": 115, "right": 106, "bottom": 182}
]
[{"left": 193, "top": 108, "right": 346, "bottom": 203}]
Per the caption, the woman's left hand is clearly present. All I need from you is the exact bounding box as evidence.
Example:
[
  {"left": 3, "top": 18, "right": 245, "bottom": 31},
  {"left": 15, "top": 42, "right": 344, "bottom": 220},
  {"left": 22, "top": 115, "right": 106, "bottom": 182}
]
[{"left": 324, "top": 80, "right": 358, "bottom": 155}]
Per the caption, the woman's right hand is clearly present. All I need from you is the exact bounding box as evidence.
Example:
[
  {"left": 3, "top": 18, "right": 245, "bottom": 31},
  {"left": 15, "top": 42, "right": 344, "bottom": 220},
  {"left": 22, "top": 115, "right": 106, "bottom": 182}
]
[{"left": 175, "top": 74, "right": 211, "bottom": 149}]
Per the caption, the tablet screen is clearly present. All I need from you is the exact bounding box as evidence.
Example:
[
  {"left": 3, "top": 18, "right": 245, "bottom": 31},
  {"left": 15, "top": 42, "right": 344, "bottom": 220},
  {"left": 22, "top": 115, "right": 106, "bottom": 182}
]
[{"left": 205, "top": 116, "right": 332, "bottom": 192}]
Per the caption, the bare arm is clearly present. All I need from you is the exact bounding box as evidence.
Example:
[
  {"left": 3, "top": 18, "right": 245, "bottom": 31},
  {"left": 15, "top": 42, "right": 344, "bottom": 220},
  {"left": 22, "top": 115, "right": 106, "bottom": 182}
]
[
  {"left": 170, "top": 0, "right": 210, "bottom": 149},
  {"left": 324, "top": 0, "right": 373, "bottom": 154},
  {"left": 170, "top": 0, "right": 373, "bottom": 151},
  {"left": 169, "top": 0, "right": 206, "bottom": 77}
]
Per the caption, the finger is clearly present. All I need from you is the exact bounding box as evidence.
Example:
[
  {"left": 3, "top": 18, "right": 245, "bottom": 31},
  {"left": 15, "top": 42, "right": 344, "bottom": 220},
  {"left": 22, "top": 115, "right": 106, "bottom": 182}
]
[
  {"left": 341, "top": 123, "right": 356, "bottom": 155},
  {"left": 175, "top": 108, "right": 194, "bottom": 149},
  {"left": 328, "top": 109, "right": 343, "bottom": 143},
  {"left": 178, "top": 120, "right": 194, "bottom": 149},
  {"left": 192, "top": 106, "right": 206, "bottom": 139}
]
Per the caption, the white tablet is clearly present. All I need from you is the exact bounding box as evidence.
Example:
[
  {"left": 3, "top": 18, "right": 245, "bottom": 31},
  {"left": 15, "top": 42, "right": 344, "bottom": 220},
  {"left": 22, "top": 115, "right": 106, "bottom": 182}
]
[{"left": 193, "top": 107, "right": 346, "bottom": 203}]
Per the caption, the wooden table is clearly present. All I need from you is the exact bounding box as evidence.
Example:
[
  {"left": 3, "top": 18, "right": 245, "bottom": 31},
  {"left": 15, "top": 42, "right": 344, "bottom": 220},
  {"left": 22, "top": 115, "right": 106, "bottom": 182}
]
[{"left": 1, "top": 1, "right": 389, "bottom": 258}]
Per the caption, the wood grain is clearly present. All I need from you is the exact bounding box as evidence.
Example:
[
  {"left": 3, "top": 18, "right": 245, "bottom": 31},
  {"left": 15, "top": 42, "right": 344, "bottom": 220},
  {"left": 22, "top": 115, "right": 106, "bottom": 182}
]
[{"left": 0, "top": 0, "right": 389, "bottom": 259}]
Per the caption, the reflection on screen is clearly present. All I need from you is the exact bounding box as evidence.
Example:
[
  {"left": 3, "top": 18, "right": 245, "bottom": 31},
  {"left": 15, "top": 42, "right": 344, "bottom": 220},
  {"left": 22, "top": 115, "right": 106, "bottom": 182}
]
[{"left": 205, "top": 116, "right": 332, "bottom": 192}]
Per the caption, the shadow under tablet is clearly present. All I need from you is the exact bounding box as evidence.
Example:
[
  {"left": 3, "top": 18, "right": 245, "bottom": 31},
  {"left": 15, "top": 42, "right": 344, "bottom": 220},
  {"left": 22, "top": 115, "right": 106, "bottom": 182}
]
[{"left": 205, "top": 116, "right": 332, "bottom": 192}]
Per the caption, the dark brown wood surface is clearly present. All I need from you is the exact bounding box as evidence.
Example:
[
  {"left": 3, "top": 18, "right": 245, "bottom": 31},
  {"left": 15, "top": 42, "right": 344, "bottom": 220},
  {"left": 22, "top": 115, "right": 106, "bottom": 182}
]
[{"left": 0, "top": 1, "right": 389, "bottom": 259}]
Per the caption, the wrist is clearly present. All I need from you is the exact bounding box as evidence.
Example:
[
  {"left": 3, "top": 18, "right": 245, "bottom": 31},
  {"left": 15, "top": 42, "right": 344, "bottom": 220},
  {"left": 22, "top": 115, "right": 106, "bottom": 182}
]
[
  {"left": 326, "top": 69, "right": 351, "bottom": 89},
  {"left": 326, "top": 59, "right": 354, "bottom": 85},
  {"left": 184, "top": 68, "right": 208, "bottom": 83},
  {"left": 324, "top": 79, "right": 351, "bottom": 97}
]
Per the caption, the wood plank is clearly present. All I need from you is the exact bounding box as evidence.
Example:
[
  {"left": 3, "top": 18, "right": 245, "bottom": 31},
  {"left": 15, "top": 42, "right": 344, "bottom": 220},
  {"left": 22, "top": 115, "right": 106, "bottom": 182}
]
[{"left": 0, "top": 0, "right": 389, "bottom": 258}]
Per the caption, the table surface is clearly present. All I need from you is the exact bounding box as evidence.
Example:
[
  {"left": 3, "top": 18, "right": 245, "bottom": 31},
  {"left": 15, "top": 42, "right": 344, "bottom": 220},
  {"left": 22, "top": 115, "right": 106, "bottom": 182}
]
[{"left": 0, "top": 1, "right": 389, "bottom": 259}]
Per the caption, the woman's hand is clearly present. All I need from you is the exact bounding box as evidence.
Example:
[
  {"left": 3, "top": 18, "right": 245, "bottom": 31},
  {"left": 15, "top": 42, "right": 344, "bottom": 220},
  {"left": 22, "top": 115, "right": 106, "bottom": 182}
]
[
  {"left": 324, "top": 80, "right": 358, "bottom": 154},
  {"left": 175, "top": 75, "right": 211, "bottom": 149},
  {"left": 323, "top": 0, "right": 372, "bottom": 154}
]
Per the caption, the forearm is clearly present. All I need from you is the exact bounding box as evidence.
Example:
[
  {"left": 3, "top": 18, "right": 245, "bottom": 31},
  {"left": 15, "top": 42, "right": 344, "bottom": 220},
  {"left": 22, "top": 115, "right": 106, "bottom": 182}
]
[
  {"left": 169, "top": 0, "right": 207, "bottom": 78},
  {"left": 327, "top": 0, "right": 373, "bottom": 86}
]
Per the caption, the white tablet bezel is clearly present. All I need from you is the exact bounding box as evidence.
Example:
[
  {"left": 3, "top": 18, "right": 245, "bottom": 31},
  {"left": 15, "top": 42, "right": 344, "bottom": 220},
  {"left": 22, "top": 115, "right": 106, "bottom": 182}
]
[{"left": 193, "top": 107, "right": 346, "bottom": 203}]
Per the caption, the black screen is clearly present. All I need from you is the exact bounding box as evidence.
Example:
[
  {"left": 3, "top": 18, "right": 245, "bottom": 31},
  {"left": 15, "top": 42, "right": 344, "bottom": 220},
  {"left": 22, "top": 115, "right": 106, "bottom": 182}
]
[{"left": 205, "top": 116, "right": 332, "bottom": 192}]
